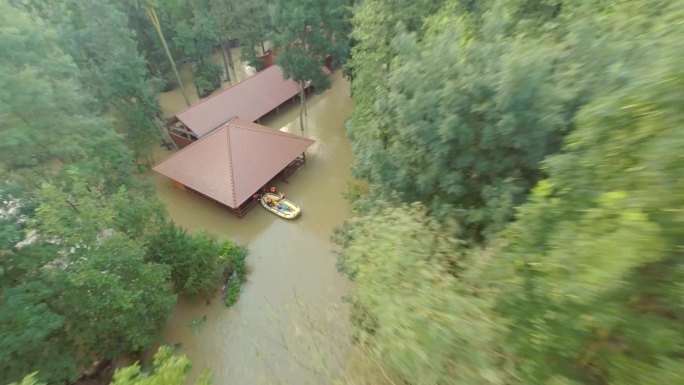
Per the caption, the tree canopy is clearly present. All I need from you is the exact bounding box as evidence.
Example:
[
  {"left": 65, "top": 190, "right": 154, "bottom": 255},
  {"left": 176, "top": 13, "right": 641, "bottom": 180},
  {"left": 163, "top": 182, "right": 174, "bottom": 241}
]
[
  {"left": 272, "top": 0, "right": 350, "bottom": 130},
  {"left": 339, "top": 0, "right": 684, "bottom": 384},
  {"left": 0, "top": 2, "right": 242, "bottom": 383},
  {"left": 10, "top": 347, "right": 212, "bottom": 385}
]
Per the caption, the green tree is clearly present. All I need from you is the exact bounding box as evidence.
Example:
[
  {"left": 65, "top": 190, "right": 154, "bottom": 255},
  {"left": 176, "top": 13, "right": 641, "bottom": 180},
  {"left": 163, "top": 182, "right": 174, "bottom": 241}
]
[
  {"left": 1, "top": 169, "right": 174, "bottom": 384},
  {"left": 140, "top": 0, "right": 191, "bottom": 106},
  {"left": 336, "top": 202, "right": 505, "bottom": 385},
  {"left": 16, "top": 0, "right": 172, "bottom": 161},
  {"left": 47, "top": 235, "right": 175, "bottom": 359},
  {"left": 11, "top": 346, "right": 212, "bottom": 385},
  {"left": 0, "top": 0, "right": 135, "bottom": 189},
  {"left": 167, "top": 1, "right": 223, "bottom": 97},
  {"left": 210, "top": 0, "right": 273, "bottom": 72},
  {"left": 111, "top": 346, "right": 211, "bottom": 385},
  {"left": 495, "top": 8, "right": 684, "bottom": 382},
  {"left": 345, "top": 0, "right": 446, "bottom": 185},
  {"left": 360, "top": 23, "right": 564, "bottom": 239},
  {"left": 0, "top": 4, "right": 175, "bottom": 383},
  {"left": 346, "top": 0, "right": 675, "bottom": 240},
  {"left": 145, "top": 222, "right": 225, "bottom": 298},
  {"left": 272, "top": 0, "right": 349, "bottom": 130},
  {"left": 0, "top": 275, "right": 74, "bottom": 383},
  {"left": 340, "top": 1, "right": 684, "bottom": 384},
  {"left": 208, "top": 0, "right": 234, "bottom": 81}
]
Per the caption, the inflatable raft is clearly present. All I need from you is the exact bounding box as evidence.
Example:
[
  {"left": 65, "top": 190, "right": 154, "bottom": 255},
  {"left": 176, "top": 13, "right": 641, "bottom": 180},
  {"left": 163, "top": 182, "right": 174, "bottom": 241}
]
[{"left": 260, "top": 192, "right": 301, "bottom": 219}]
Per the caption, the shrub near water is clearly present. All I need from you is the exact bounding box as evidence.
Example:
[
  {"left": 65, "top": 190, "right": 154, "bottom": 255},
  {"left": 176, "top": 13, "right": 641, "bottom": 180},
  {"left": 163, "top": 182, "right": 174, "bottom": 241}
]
[
  {"left": 145, "top": 222, "right": 246, "bottom": 300},
  {"left": 221, "top": 241, "right": 248, "bottom": 307}
]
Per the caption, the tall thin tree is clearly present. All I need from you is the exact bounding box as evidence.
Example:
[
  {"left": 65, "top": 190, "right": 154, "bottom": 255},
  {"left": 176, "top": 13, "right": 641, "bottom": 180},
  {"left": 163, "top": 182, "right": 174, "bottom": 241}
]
[{"left": 141, "top": 0, "right": 191, "bottom": 107}]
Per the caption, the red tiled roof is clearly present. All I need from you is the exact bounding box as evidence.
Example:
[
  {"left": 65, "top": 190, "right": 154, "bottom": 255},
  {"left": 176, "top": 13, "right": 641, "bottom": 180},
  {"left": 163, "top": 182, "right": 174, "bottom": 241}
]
[
  {"left": 175, "top": 65, "right": 329, "bottom": 137},
  {"left": 153, "top": 118, "right": 315, "bottom": 208}
]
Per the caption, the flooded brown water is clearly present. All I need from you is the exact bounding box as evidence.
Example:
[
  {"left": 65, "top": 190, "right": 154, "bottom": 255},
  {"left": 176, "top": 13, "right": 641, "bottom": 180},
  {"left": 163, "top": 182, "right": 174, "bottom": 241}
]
[{"left": 147, "top": 50, "right": 355, "bottom": 384}]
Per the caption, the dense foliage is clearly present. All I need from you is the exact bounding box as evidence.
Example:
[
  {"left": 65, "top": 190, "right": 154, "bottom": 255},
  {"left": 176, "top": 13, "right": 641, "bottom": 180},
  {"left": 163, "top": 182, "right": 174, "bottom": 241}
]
[
  {"left": 272, "top": 0, "right": 350, "bottom": 130},
  {"left": 0, "top": 4, "right": 172, "bottom": 381},
  {"left": 0, "top": 1, "right": 244, "bottom": 384},
  {"left": 145, "top": 223, "right": 248, "bottom": 299},
  {"left": 14, "top": 0, "right": 165, "bottom": 162},
  {"left": 494, "top": 22, "right": 684, "bottom": 382},
  {"left": 340, "top": 0, "right": 684, "bottom": 384},
  {"left": 336, "top": 203, "right": 503, "bottom": 384},
  {"left": 125, "top": 0, "right": 274, "bottom": 98},
  {"left": 10, "top": 347, "right": 211, "bottom": 385},
  {"left": 347, "top": 0, "right": 671, "bottom": 239},
  {"left": 5, "top": 0, "right": 683, "bottom": 383}
]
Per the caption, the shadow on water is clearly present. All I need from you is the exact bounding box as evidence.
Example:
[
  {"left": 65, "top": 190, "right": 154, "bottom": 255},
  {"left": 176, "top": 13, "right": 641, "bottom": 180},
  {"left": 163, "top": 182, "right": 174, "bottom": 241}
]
[{"left": 146, "top": 70, "right": 355, "bottom": 384}]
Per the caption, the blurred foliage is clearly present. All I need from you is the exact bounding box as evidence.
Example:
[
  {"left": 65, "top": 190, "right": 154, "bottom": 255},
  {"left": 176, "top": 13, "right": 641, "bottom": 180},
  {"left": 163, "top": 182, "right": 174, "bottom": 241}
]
[
  {"left": 494, "top": 9, "right": 684, "bottom": 381},
  {"left": 346, "top": 0, "right": 678, "bottom": 239},
  {"left": 337, "top": 203, "right": 505, "bottom": 385},
  {"left": 110, "top": 346, "right": 211, "bottom": 385},
  {"left": 341, "top": 0, "right": 684, "bottom": 384},
  {"left": 10, "top": 347, "right": 212, "bottom": 385}
]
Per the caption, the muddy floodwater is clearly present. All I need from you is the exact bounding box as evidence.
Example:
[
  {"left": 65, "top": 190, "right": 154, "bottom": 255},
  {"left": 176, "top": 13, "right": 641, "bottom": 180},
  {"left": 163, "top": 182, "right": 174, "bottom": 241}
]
[{"left": 147, "top": 52, "right": 354, "bottom": 385}]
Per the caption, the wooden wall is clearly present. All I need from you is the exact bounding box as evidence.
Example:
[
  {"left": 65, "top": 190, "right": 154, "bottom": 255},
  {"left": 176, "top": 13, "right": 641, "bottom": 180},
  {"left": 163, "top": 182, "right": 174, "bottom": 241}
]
[{"left": 169, "top": 132, "right": 194, "bottom": 148}]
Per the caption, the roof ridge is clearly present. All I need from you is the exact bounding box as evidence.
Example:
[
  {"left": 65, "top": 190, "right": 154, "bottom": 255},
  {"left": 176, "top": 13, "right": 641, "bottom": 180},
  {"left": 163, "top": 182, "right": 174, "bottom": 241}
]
[
  {"left": 176, "top": 66, "right": 282, "bottom": 117},
  {"left": 229, "top": 120, "right": 316, "bottom": 143},
  {"left": 150, "top": 126, "right": 228, "bottom": 170},
  {"left": 201, "top": 116, "right": 238, "bottom": 137},
  {"left": 225, "top": 126, "right": 238, "bottom": 207}
]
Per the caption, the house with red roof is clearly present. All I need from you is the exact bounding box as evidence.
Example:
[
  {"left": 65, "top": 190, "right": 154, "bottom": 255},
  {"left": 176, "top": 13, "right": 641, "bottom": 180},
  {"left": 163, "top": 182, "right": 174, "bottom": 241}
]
[
  {"left": 153, "top": 118, "right": 315, "bottom": 217},
  {"left": 166, "top": 64, "right": 330, "bottom": 148}
]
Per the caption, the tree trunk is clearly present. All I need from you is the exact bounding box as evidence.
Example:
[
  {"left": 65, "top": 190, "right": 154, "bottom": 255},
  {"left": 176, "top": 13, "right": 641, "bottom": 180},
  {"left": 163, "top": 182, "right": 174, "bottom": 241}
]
[
  {"left": 299, "top": 83, "right": 306, "bottom": 131},
  {"left": 194, "top": 55, "right": 203, "bottom": 99},
  {"left": 303, "top": 84, "right": 308, "bottom": 121},
  {"left": 157, "top": 118, "right": 178, "bottom": 150},
  {"left": 220, "top": 41, "right": 231, "bottom": 82},
  {"left": 261, "top": 40, "right": 266, "bottom": 54},
  {"left": 227, "top": 42, "right": 235, "bottom": 69},
  {"left": 146, "top": 6, "right": 191, "bottom": 107}
]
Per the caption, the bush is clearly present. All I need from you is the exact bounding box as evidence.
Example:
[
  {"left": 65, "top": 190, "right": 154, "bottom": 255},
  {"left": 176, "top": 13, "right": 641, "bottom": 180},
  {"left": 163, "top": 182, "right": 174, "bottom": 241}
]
[
  {"left": 240, "top": 45, "right": 263, "bottom": 71},
  {"left": 223, "top": 276, "right": 241, "bottom": 307},
  {"left": 220, "top": 241, "right": 247, "bottom": 307},
  {"left": 145, "top": 223, "right": 249, "bottom": 304},
  {"left": 193, "top": 61, "right": 222, "bottom": 97},
  {"left": 145, "top": 222, "right": 226, "bottom": 298}
]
